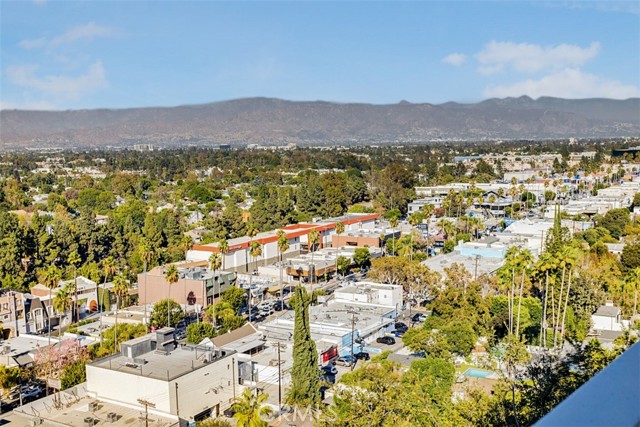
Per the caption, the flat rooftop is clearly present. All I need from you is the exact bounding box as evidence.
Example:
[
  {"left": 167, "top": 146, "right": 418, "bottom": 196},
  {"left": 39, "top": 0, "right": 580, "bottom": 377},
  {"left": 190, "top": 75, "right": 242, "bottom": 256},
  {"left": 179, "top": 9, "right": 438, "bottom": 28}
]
[
  {"left": 259, "top": 301, "right": 395, "bottom": 346},
  {"left": 90, "top": 343, "right": 233, "bottom": 381},
  {"left": 6, "top": 383, "right": 178, "bottom": 427},
  {"left": 422, "top": 252, "right": 505, "bottom": 277}
]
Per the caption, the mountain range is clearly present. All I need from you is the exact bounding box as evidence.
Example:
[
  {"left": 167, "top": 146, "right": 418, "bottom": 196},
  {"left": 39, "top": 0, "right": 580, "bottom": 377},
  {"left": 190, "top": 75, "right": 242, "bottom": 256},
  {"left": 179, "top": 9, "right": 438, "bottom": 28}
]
[{"left": 1, "top": 96, "right": 639, "bottom": 150}]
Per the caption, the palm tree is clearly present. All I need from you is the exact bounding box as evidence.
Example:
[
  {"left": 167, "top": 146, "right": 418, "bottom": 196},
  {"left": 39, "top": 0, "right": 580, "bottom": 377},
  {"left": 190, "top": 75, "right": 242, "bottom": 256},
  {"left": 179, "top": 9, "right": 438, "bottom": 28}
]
[
  {"left": 112, "top": 273, "right": 129, "bottom": 310},
  {"left": 232, "top": 388, "right": 272, "bottom": 427},
  {"left": 514, "top": 249, "right": 533, "bottom": 338},
  {"left": 112, "top": 273, "right": 129, "bottom": 350},
  {"left": 139, "top": 240, "right": 154, "bottom": 330},
  {"left": 420, "top": 203, "right": 435, "bottom": 221},
  {"left": 53, "top": 283, "right": 72, "bottom": 337},
  {"left": 67, "top": 251, "right": 81, "bottom": 323},
  {"left": 389, "top": 217, "right": 399, "bottom": 256},
  {"left": 554, "top": 248, "right": 576, "bottom": 349},
  {"left": 246, "top": 228, "right": 259, "bottom": 319},
  {"left": 99, "top": 256, "right": 117, "bottom": 343},
  {"left": 218, "top": 239, "right": 229, "bottom": 272},
  {"left": 335, "top": 221, "right": 345, "bottom": 236},
  {"left": 308, "top": 230, "right": 320, "bottom": 291},
  {"left": 534, "top": 252, "right": 557, "bottom": 347},
  {"left": 209, "top": 253, "right": 222, "bottom": 325},
  {"left": 37, "top": 265, "right": 62, "bottom": 345},
  {"left": 276, "top": 230, "right": 290, "bottom": 301},
  {"left": 164, "top": 265, "right": 179, "bottom": 327},
  {"left": 408, "top": 212, "right": 423, "bottom": 262}
]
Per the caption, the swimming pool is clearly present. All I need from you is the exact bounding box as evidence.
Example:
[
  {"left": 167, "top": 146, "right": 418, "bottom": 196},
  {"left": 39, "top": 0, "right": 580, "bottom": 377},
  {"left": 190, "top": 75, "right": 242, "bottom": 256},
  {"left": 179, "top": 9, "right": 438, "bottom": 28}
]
[{"left": 463, "top": 368, "right": 496, "bottom": 378}]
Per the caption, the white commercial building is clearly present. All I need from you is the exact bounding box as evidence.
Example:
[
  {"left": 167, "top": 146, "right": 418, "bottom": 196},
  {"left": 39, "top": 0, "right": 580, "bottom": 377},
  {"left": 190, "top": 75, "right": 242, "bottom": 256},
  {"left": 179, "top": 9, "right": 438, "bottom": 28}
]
[
  {"left": 86, "top": 328, "right": 242, "bottom": 422},
  {"left": 186, "top": 214, "right": 379, "bottom": 273}
]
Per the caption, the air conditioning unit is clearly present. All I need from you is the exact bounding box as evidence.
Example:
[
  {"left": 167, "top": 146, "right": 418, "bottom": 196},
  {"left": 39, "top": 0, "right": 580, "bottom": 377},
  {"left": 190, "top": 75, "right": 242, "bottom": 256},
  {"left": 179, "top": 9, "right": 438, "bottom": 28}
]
[
  {"left": 84, "top": 417, "right": 96, "bottom": 427},
  {"left": 106, "top": 412, "right": 117, "bottom": 423},
  {"left": 88, "top": 401, "right": 98, "bottom": 412}
]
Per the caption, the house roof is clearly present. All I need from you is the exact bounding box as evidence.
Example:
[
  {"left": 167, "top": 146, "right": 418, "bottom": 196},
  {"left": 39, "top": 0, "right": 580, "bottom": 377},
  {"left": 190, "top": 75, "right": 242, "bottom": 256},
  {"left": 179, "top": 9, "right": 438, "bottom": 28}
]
[
  {"left": 212, "top": 322, "right": 260, "bottom": 347},
  {"left": 191, "top": 213, "right": 379, "bottom": 253},
  {"left": 594, "top": 305, "right": 621, "bottom": 317}
]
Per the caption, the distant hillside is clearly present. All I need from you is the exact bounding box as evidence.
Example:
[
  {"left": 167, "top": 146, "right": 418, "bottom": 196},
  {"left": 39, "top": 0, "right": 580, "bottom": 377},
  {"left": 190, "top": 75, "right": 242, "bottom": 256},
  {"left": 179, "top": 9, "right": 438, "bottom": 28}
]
[{"left": 1, "top": 96, "right": 639, "bottom": 150}]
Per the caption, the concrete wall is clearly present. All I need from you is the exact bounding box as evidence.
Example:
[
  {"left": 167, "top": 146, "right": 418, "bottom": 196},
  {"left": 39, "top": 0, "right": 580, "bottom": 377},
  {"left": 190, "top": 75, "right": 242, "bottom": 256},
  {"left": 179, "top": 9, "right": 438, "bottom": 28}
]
[
  {"left": 87, "top": 354, "right": 241, "bottom": 420},
  {"left": 592, "top": 315, "right": 622, "bottom": 331},
  {"left": 331, "top": 235, "right": 381, "bottom": 248},
  {"left": 87, "top": 364, "right": 172, "bottom": 413},
  {"left": 169, "top": 355, "right": 238, "bottom": 419},
  {"left": 138, "top": 274, "right": 233, "bottom": 308}
]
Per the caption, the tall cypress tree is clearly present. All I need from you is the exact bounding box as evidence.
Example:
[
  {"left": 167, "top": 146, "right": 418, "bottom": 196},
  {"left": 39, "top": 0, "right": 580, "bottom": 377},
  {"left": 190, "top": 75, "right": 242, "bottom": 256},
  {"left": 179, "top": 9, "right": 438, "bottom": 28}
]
[
  {"left": 545, "top": 204, "right": 569, "bottom": 255},
  {"left": 287, "top": 286, "right": 320, "bottom": 407}
]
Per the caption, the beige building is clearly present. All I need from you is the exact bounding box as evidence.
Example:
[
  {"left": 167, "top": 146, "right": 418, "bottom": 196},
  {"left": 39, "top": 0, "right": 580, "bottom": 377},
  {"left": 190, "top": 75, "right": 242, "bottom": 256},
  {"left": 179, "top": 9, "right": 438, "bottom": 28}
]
[
  {"left": 137, "top": 263, "right": 235, "bottom": 310},
  {"left": 86, "top": 328, "right": 241, "bottom": 421}
]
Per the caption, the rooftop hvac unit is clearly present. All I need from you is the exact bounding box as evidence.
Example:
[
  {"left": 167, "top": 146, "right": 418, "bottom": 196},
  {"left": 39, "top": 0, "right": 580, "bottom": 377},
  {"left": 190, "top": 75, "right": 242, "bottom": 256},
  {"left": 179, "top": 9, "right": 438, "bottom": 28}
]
[
  {"left": 106, "top": 412, "right": 118, "bottom": 423},
  {"left": 84, "top": 417, "right": 96, "bottom": 427},
  {"left": 88, "top": 401, "right": 99, "bottom": 412},
  {"left": 31, "top": 418, "right": 43, "bottom": 426},
  {"left": 2, "top": 345, "right": 10, "bottom": 354}
]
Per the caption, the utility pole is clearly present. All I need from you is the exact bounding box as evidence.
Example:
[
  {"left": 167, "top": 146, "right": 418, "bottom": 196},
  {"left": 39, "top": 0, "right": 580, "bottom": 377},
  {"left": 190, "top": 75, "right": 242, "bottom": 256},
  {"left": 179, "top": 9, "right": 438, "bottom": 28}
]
[
  {"left": 10, "top": 291, "right": 19, "bottom": 337},
  {"left": 137, "top": 398, "right": 155, "bottom": 427},
  {"left": 175, "top": 383, "right": 179, "bottom": 418},
  {"left": 272, "top": 341, "right": 286, "bottom": 412},
  {"left": 231, "top": 357, "right": 236, "bottom": 401},
  {"left": 348, "top": 310, "right": 358, "bottom": 371}
]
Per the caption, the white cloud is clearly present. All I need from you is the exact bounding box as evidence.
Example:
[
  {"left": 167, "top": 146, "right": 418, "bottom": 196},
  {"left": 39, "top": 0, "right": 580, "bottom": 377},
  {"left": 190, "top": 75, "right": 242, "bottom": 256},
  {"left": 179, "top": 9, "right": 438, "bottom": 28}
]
[
  {"left": 539, "top": 1, "right": 639, "bottom": 15},
  {"left": 475, "top": 41, "right": 600, "bottom": 74},
  {"left": 442, "top": 53, "right": 466, "bottom": 66},
  {"left": 6, "top": 61, "right": 107, "bottom": 99},
  {"left": 484, "top": 68, "right": 640, "bottom": 99},
  {"left": 19, "top": 22, "right": 117, "bottom": 49}
]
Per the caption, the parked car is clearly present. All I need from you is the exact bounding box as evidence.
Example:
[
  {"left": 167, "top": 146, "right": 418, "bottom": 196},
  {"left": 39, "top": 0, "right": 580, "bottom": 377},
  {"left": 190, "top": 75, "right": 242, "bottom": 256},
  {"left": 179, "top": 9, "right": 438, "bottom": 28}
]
[
  {"left": 354, "top": 352, "right": 370, "bottom": 361},
  {"left": 21, "top": 386, "right": 42, "bottom": 400},
  {"left": 258, "top": 301, "right": 272, "bottom": 311},
  {"left": 321, "top": 365, "right": 338, "bottom": 375},
  {"left": 273, "top": 300, "right": 286, "bottom": 311},
  {"left": 412, "top": 313, "right": 427, "bottom": 323},
  {"left": 335, "top": 355, "right": 356, "bottom": 367},
  {"left": 8, "top": 388, "right": 20, "bottom": 400},
  {"left": 393, "top": 330, "right": 405, "bottom": 337},
  {"left": 376, "top": 336, "right": 396, "bottom": 345},
  {"left": 258, "top": 301, "right": 272, "bottom": 314},
  {"left": 394, "top": 322, "right": 408, "bottom": 332},
  {"left": 223, "top": 407, "right": 236, "bottom": 418}
]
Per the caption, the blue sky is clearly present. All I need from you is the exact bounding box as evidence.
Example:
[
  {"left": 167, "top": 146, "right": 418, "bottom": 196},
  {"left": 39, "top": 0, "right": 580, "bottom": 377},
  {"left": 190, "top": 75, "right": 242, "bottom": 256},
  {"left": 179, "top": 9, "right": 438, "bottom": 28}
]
[{"left": 1, "top": 1, "right": 639, "bottom": 110}]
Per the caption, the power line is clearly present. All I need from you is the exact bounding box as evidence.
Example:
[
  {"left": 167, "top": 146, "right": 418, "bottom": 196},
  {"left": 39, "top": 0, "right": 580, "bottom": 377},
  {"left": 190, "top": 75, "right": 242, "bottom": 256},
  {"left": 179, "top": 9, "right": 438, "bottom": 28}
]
[{"left": 137, "top": 398, "right": 156, "bottom": 427}]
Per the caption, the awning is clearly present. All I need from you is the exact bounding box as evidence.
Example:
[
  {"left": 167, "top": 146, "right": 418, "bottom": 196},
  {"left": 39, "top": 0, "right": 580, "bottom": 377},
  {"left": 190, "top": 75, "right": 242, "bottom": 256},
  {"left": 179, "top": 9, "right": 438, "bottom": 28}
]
[{"left": 12, "top": 353, "right": 33, "bottom": 367}]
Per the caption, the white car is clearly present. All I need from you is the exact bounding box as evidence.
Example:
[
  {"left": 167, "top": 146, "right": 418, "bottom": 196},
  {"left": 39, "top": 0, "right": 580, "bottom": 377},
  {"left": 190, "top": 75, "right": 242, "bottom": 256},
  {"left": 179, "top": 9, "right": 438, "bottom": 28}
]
[{"left": 258, "top": 301, "right": 273, "bottom": 312}]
